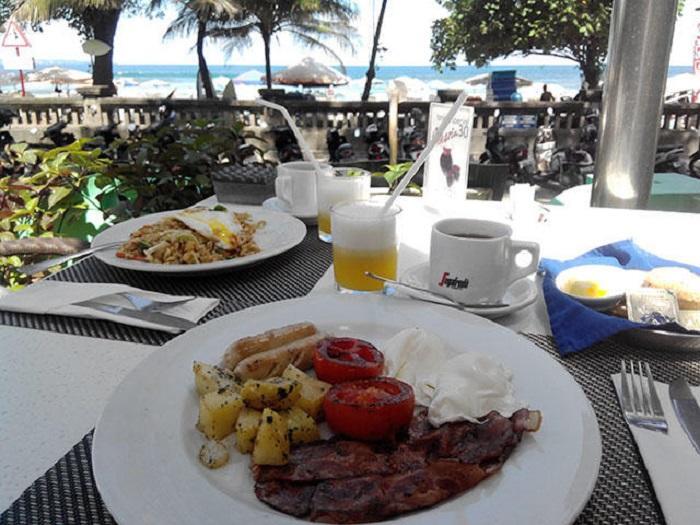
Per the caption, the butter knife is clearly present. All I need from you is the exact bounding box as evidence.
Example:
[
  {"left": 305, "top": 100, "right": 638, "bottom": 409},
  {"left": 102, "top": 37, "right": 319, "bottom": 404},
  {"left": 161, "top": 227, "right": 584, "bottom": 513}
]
[
  {"left": 75, "top": 299, "right": 197, "bottom": 332},
  {"left": 669, "top": 378, "right": 700, "bottom": 454}
]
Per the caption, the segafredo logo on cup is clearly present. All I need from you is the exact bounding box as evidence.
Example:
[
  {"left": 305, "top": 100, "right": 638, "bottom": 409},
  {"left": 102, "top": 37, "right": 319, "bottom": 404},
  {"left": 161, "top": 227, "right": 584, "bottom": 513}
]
[{"left": 438, "top": 272, "right": 469, "bottom": 290}]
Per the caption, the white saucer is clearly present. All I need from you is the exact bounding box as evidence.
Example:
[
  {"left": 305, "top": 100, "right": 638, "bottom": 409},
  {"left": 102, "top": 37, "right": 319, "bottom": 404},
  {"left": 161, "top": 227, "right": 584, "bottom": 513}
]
[
  {"left": 401, "top": 262, "right": 538, "bottom": 319},
  {"left": 262, "top": 197, "right": 317, "bottom": 225}
]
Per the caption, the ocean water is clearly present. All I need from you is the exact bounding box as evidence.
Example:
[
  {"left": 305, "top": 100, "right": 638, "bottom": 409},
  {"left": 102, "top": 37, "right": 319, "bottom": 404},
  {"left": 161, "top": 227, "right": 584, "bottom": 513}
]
[{"left": 16, "top": 60, "right": 697, "bottom": 99}]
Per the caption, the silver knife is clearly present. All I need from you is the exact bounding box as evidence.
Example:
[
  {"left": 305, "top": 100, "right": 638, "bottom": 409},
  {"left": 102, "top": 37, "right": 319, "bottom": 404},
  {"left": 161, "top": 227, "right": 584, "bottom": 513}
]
[
  {"left": 75, "top": 299, "right": 197, "bottom": 332},
  {"left": 669, "top": 378, "right": 700, "bottom": 454}
]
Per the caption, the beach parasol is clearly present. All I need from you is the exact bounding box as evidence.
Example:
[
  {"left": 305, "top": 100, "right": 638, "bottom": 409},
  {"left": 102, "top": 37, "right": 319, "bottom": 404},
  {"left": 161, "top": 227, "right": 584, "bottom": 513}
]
[
  {"left": 465, "top": 72, "right": 533, "bottom": 87},
  {"left": 0, "top": 71, "right": 20, "bottom": 85},
  {"left": 666, "top": 73, "right": 700, "bottom": 96},
  {"left": 271, "top": 57, "right": 349, "bottom": 87},
  {"left": 234, "top": 69, "right": 265, "bottom": 84},
  {"left": 28, "top": 66, "right": 91, "bottom": 84}
]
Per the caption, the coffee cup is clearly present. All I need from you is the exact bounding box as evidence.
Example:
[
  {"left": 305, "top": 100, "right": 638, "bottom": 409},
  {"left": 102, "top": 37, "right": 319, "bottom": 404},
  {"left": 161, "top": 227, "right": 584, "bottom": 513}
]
[
  {"left": 275, "top": 161, "right": 331, "bottom": 216},
  {"left": 429, "top": 218, "right": 540, "bottom": 303}
]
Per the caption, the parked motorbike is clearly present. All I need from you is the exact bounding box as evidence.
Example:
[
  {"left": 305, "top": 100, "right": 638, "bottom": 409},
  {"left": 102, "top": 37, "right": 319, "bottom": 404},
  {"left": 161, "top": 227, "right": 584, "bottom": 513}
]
[
  {"left": 654, "top": 143, "right": 689, "bottom": 175},
  {"left": 479, "top": 110, "right": 533, "bottom": 183},
  {"left": 579, "top": 109, "right": 599, "bottom": 159},
  {"left": 42, "top": 120, "right": 76, "bottom": 147},
  {"left": 0, "top": 108, "right": 17, "bottom": 149},
  {"left": 326, "top": 128, "right": 354, "bottom": 162},
  {"left": 365, "top": 123, "right": 389, "bottom": 161},
  {"left": 270, "top": 125, "right": 303, "bottom": 163},
  {"left": 401, "top": 125, "right": 426, "bottom": 161}
]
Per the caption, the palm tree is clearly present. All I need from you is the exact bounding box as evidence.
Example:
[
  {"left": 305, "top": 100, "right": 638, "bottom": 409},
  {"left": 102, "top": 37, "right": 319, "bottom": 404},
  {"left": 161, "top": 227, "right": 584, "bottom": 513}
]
[
  {"left": 212, "top": 0, "right": 358, "bottom": 89},
  {"left": 14, "top": 0, "right": 127, "bottom": 89},
  {"left": 163, "top": 0, "right": 244, "bottom": 99},
  {"left": 361, "top": 0, "right": 386, "bottom": 101}
]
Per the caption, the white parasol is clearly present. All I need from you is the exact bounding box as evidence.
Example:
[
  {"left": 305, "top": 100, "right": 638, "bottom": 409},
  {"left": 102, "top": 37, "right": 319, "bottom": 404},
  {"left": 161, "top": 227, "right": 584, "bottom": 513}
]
[
  {"left": 465, "top": 72, "right": 533, "bottom": 87},
  {"left": 234, "top": 69, "right": 265, "bottom": 84},
  {"left": 666, "top": 73, "right": 700, "bottom": 96},
  {"left": 271, "top": 57, "right": 349, "bottom": 87},
  {"left": 28, "top": 66, "right": 91, "bottom": 84},
  {"left": 82, "top": 39, "right": 112, "bottom": 57}
]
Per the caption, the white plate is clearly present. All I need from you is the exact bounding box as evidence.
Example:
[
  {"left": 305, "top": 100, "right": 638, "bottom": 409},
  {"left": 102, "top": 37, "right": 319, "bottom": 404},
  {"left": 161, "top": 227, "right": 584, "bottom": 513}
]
[
  {"left": 402, "top": 262, "right": 538, "bottom": 319},
  {"left": 262, "top": 197, "right": 318, "bottom": 225},
  {"left": 555, "top": 265, "right": 644, "bottom": 311},
  {"left": 91, "top": 205, "right": 307, "bottom": 274},
  {"left": 93, "top": 294, "right": 601, "bottom": 525}
]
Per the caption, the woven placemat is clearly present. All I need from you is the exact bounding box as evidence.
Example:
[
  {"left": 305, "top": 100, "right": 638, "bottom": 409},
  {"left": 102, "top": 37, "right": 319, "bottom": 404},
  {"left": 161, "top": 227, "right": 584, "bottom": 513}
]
[
  {"left": 4, "top": 334, "right": 700, "bottom": 525},
  {"left": 0, "top": 228, "right": 333, "bottom": 346}
]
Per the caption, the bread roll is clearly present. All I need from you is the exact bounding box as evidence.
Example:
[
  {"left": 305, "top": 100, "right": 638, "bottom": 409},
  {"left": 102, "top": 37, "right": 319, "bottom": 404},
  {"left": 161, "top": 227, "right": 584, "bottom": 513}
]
[
  {"left": 233, "top": 333, "right": 325, "bottom": 381},
  {"left": 221, "top": 322, "right": 317, "bottom": 370},
  {"left": 643, "top": 267, "right": 700, "bottom": 310}
]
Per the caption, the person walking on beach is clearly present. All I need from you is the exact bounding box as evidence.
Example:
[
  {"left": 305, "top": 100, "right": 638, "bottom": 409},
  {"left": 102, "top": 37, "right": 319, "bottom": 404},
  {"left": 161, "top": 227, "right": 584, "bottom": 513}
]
[{"left": 540, "top": 84, "right": 555, "bottom": 102}]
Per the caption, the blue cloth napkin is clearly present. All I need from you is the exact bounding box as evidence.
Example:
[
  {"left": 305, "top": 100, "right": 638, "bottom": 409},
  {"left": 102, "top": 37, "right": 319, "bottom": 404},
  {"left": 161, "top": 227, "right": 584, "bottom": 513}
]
[{"left": 540, "top": 239, "right": 700, "bottom": 355}]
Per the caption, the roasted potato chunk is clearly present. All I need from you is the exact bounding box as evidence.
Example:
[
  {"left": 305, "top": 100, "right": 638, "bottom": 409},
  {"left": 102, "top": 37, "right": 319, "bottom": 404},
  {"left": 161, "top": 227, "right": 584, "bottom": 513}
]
[
  {"left": 197, "top": 390, "right": 244, "bottom": 441},
  {"left": 193, "top": 361, "right": 240, "bottom": 397},
  {"left": 253, "top": 408, "right": 290, "bottom": 466},
  {"left": 240, "top": 377, "right": 302, "bottom": 410},
  {"left": 284, "top": 406, "right": 320, "bottom": 445},
  {"left": 235, "top": 407, "right": 262, "bottom": 454},
  {"left": 198, "top": 440, "right": 229, "bottom": 469},
  {"left": 281, "top": 364, "right": 331, "bottom": 419}
]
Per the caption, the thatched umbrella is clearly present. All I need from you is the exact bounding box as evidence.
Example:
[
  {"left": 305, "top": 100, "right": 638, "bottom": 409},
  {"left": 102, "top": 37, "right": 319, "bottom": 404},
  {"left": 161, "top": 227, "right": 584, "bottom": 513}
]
[
  {"left": 28, "top": 66, "right": 91, "bottom": 84},
  {"left": 271, "top": 57, "right": 349, "bottom": 87}
]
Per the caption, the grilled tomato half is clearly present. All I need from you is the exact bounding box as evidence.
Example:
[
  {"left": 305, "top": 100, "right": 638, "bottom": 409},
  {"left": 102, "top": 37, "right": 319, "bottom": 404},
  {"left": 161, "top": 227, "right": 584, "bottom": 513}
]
[
  {"left": 323, "top": 377, "right": 415, "bottom": 441},
  {"left": 313, "top": 337, "right": 384, "bottom": 384}
]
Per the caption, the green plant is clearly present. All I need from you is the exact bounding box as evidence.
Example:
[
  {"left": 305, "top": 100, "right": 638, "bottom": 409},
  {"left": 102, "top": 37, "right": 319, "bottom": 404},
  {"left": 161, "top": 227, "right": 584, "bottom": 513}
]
[{"left": 374, "top": 162, "right": 422, "bottom": 196}]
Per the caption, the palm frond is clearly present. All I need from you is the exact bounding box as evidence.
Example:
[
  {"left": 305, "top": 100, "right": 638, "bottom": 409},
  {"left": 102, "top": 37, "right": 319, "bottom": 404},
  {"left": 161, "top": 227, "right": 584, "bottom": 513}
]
[
  {"left": 14, "top": 0, "right": 122, "bottom": 22},
  {"left": 286, "top": 29, "right": 348, "bottom": 72}
]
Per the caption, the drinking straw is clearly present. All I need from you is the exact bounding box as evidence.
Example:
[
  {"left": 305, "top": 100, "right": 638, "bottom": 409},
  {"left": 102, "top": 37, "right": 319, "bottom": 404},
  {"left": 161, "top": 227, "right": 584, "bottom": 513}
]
[
  {"left": 256, "top": 99, "right": 325, "bottom": 175},
  {"left": 382, "top": 90, "right": 470, "bottom": 215}
]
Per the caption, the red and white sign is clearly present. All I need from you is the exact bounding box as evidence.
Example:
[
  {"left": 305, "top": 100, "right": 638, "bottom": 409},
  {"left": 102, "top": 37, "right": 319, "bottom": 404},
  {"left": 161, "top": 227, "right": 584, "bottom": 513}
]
[{"left": 1, "top": 20, "right": 31, "bottom": 48}]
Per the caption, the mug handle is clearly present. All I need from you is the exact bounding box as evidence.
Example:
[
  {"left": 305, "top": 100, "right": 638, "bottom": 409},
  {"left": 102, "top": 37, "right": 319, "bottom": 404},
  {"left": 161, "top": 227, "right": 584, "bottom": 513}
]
[
  {"left": 508, "top": 240, "right": 540, "bottom": 283},
  {"left": 275, "top": 175, "right": 292, "bottom": 206}
]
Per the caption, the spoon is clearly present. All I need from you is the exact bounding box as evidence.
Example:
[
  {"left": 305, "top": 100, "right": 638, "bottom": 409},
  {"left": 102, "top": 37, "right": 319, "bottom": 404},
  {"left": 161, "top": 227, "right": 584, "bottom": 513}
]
[{"left": 364, "top": 272, "right": 509, "bottom": 310}]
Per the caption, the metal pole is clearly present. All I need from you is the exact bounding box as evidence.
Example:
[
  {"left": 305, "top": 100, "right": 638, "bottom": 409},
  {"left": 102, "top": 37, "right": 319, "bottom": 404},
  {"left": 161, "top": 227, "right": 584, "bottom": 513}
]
[{"left": 591, "top": 0, "right": 678, "bottom": 209}]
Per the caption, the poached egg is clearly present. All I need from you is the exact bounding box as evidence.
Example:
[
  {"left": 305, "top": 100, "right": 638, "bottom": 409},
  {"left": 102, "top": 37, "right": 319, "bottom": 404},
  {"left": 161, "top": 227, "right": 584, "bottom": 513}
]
[
  {"left": 175, "top": 207, "right": 243, "bottom": 250},
  {"left": 382, "top": 328, "right": 523, "bottom": 425}
]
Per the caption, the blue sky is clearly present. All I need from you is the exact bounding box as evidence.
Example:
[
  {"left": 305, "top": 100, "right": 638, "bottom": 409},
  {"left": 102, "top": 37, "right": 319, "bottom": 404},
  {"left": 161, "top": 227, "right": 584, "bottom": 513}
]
[{"left": 11, "top": 0, "right": 700, "bottom": 67}]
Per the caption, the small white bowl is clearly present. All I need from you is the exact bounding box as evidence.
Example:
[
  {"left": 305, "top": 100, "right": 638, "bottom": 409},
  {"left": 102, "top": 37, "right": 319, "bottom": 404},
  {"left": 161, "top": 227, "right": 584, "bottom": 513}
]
[{"left": 555, "top": 265, "right": 628, "bottom": 311}]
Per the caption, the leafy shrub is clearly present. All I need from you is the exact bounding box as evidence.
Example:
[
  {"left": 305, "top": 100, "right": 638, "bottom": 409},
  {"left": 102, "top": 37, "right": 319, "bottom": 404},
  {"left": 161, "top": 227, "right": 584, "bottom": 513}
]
[{"left": 0, "top": 119, "right": 263, "bottom": 288}]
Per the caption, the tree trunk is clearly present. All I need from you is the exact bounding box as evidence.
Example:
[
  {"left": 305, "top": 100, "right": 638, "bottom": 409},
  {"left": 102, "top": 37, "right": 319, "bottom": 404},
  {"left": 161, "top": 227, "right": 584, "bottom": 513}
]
[
  {"left": 580, "top": 61, "right": 601, "bottom": 88},
  {"left": 196, "top": 20, "right": 215, "bottom": 99},
  {"left": 262, "top": 31, "right": 272, "bottom": 89},
  {"left": 362, "top": 0, "right": 388, "bottom": 102},
  {"left": 92, "top": 9, "right": 121, "bottom": 89}
]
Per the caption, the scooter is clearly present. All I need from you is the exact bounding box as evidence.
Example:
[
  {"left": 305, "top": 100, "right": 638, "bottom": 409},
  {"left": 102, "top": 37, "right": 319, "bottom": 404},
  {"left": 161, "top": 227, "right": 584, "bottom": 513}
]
[
  {"left": 270, "top": 126, "right": 303, "bottom": 163},
  {"left": 0, "top": 108, "right": 17, "bottom": 149},
  {"left": 479, "top": 110, "right": 533, "bottom": 183},
  {"left": 326, "top": 128, "right": 354, "bottom": 162},
  {"left": 654, "top": 143, "right": 689, "bottom": 174},
  {"left": 401, "top": 125, "right": 426, "bottom": 162},
  {"left": 365, "top": 123, "right": 389, "bottom": 161},
  {"left": 42, "top": 120, "right": 76, "bottom": 147}
]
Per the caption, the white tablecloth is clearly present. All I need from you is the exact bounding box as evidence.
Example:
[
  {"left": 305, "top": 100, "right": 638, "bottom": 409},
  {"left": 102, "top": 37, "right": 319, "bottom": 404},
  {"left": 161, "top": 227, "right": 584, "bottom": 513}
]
[{"left": 3, "top": 197, "right": 700, "bottom": 509}]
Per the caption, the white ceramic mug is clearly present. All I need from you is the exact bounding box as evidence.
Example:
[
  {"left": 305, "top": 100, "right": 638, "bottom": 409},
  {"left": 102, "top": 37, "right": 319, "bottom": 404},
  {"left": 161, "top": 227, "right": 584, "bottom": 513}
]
[
  {"left": 429, "top": 218, "right": 540, "bottom": 303},
  {"left": 275, "top": 161, "right": 331, "bottom": 216}
]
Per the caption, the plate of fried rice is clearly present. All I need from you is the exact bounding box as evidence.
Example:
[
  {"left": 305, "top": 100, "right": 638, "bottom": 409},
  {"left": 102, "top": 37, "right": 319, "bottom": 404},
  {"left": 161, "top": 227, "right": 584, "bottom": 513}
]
[{"left": 91, "top": 205, "right": 307, "bottom": 274}]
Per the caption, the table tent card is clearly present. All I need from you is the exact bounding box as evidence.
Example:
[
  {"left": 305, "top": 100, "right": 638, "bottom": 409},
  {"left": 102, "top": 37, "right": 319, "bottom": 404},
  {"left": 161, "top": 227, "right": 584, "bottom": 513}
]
[{"left": 423, "top": 102, "right": 475, "bottom": 208}]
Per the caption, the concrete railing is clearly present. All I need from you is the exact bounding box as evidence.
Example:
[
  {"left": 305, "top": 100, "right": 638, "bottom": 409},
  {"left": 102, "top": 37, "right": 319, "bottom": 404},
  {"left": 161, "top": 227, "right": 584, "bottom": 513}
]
[{"left": 2, "top": 98, "right": 699, "bottom": 157}]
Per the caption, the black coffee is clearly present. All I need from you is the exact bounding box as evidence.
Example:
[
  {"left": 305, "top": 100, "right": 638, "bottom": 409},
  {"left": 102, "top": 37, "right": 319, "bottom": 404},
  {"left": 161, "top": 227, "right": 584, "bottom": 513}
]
[{"left": 450, "top": 233, "right": 494, "bottom": 239}]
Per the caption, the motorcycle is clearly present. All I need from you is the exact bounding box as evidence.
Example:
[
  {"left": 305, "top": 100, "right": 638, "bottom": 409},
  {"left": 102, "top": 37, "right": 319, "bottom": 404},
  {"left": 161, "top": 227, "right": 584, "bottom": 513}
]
[
  {"left": 270, "top": 125, "right": 303, "bottom": 163},
  {"left": 365, "top": 123, "right": 389, "bottom": 161},
  {"left": 326, "top": 128, "right": 354, "bottom": 162},
  {"left": 0, "top": 108, "right": 17, "bottom": 149},
  {"left": 42, "top": 120, "right": 76, "bottom": 147},
  {"left": 401, "top": 125, "right": 426, "bottom": 162},
  {"left": 654, "top": 143, "right": 689, "bottom": 175},
  {"left": 479, "top": 110, "right": 533, "bottom": 183}
]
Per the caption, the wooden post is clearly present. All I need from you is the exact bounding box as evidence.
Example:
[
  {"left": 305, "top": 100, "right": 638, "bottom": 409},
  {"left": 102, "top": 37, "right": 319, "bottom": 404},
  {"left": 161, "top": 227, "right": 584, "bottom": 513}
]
[{"left": 388, "top": 90, "right": 398, "bottom": 165}]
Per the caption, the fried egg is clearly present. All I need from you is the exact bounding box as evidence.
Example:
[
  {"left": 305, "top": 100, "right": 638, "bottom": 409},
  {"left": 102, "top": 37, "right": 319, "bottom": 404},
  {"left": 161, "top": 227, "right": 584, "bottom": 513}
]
[{"left": 174, "top": 207, "right": 243, "bottom": 250}]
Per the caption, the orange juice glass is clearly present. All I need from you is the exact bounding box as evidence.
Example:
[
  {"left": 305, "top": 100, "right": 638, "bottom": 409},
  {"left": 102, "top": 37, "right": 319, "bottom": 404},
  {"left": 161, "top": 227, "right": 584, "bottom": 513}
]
[
  {"left": 331, "top": 200, "right": 401, "bottom": 292},
  {"left": 316, "top": 168, "right": 371, "bottom": 243}
]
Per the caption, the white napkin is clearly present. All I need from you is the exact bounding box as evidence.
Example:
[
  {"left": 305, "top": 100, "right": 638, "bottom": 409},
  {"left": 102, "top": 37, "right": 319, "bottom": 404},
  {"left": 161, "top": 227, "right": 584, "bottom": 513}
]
[
  {"left": 611, "top": 374, "right": 700, "bottom": 525},
  {"left": 0, "top": 281, "right": 219, "bottom": 334}
]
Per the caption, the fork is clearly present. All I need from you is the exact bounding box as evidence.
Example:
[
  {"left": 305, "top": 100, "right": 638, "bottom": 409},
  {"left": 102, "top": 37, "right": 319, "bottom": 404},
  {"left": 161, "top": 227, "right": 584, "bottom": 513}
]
[
  {"left": 620, "top": 360, "right": 668, "bottom": 433},
  {"left": 119, "top": 292, "right": 195, "bottom": 312}
]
